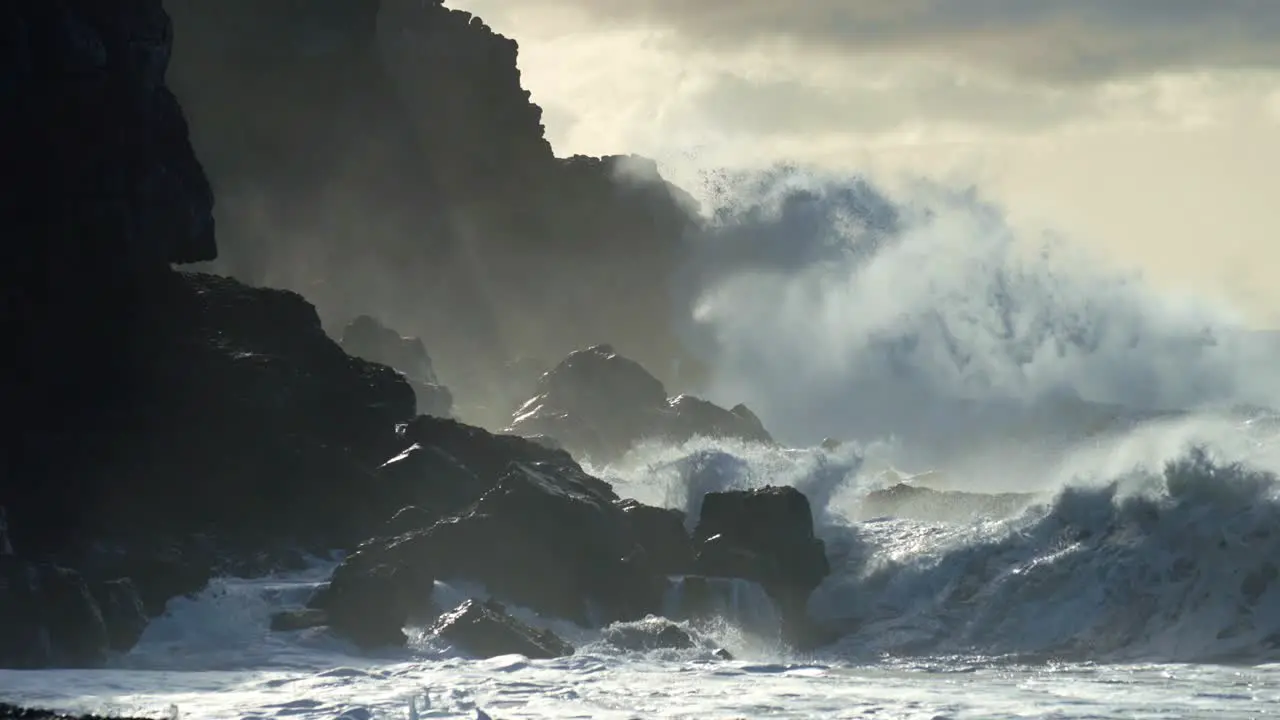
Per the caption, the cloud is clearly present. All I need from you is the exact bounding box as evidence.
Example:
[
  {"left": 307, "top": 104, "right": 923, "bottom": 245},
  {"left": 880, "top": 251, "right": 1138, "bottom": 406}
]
[{"left": 458, "top": 0, "right": 1280, "bottom": 84}]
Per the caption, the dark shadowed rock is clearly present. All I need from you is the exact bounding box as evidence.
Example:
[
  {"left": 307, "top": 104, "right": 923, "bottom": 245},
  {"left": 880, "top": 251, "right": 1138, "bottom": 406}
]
[
  {"left": 507, "top": 345, "right": 774, "bottom": 462},
  {"left": 385, "top": 505, "right": 436, "bottom": 537},
  {"left": 90, "top": 578, "right": 149, "bottom": 653},
  {"left": 375, "top": 444, "right": 481, "bottom": 526},
  {"left": 602, "top": 617, "right": 695, "bottom": 652},
  {"left": 311, "top": 555, "right": 435, "bottom": 648},
  {"left": 2, "top": 0, "right": 419, "bottom": 622},
  {"left": 370, "top": 415, "right": 615, "bottom": 529},
  {"left": 616, "top": 500, "right": 694, "bottom": 576},
  {"left": 693, "top": 486, "right": 830, "bottom": 645},
  {"left": 0, "top": 558, "right": 108, "bottom": 669},
  {"left": 322, "top": 461, "right": 661, "bottom": 630},
  {"left": 432, "top": 598, "right": 574, "bottom": 659},
  {"left": 7, "top": 272, "right": 417, "bottom": 614}
]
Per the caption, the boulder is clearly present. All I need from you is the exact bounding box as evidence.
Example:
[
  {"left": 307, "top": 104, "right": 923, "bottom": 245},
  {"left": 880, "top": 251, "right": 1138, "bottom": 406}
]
[
  {"left": 507, "top": 345, "right": 774, "bottom": 461},
  {"left": 310, "top": 555, "right": 435, "bottom": 648},
  {"left": 432, "top": 598, "right": 573, "bottom": 659},
  {"left": 322, "top": 461, "right": 663, "bottom": 630},
  {"left": 615, "top": 500, "right": 694, "bottom": 576},
  {"left": 369, "top": 415, "right": 610, "bottom": 529},
  {"left": 90, "top": 578, "right": 149, "bottom": 652},
  {"left": 374, "top": 444, "right": 481, "bottom": 526},
  {"left": 602, "top": 617, "right": 695, "bottom": 652},
  {"left": 692, "top": 487, "right": 830, "bottom": 644},
  {"left": 0, "top": 557, "right": 108, "bottom": 669}
]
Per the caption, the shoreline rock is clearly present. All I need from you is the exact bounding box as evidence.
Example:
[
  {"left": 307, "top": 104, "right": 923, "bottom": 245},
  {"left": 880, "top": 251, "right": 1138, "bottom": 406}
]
[{"left": 0, "top": 0, "right": 837, "bottom": 668}]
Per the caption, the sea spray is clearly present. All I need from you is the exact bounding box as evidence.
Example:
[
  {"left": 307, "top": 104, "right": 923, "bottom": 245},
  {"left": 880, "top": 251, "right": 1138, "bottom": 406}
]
[{"left": 672, "top": 165, "right": 1280, "bottom": 462}]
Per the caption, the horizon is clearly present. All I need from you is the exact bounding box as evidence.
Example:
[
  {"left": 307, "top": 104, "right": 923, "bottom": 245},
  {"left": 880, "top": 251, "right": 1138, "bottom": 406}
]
[{"left": 450, "top": 0, "right": 1280, "bottom": 329}]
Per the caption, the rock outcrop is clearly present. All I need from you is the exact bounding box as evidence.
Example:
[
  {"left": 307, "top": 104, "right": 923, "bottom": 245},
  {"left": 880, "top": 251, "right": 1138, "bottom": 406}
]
[
  {"left": 602, "top": 617, "right": 696, "bottom": 652},
  {"left": 432, "top": 598, "right": 574, "bottom": 660},
  {"left": 0, "top": 558, "right": 108, "bottom": 669},
  {"left": 318, "top": 457, "right": 663, "bottom": 634},
  {"left": 0, "top": 0, "right": 834, "bottom": 668},
  {"left": 693, "top": 487, "right": 831, "bottom": 645},
  {"left": 507, "top": 345, "right": 774, "bottom": 462},
  {"left": 163, "top": 0, "right": 704, "bottom": 416}
]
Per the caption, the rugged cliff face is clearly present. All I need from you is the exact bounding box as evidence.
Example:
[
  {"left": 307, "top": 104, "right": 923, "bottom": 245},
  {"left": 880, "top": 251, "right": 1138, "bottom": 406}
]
[
  {"left": 163, "top": 0, "right": 702, "bottom": 422},
  {"left": 1, "top": 0, "right": 415, "bottom": 645},
  {"left": 0, "top": 1, "right": 825, "bottom": 672}
]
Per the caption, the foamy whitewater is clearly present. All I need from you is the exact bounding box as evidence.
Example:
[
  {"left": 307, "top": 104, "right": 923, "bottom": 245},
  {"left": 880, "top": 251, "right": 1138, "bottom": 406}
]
[{"left": 6, "top": 168, "right": 1280, "bottom": 718}]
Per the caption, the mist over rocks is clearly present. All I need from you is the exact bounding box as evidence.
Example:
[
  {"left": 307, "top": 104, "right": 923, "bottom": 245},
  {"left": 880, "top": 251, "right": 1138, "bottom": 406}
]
[
  {"left": 0, "top": 0, "right": 836, "bottom": 672},
  {"left": 163, "top": 0, "right": 704, "bottom": 416},
  {"left": 340, "top": 314, "right": 454, "bottom": 417},
  {"left": 507, "top": 344, "right": 775, "bottom": 462}
]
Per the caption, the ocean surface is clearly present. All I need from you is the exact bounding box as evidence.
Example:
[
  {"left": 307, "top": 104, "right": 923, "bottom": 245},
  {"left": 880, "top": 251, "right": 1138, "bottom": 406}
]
[{"left": 7, "top": 169, "right": 1280, "bottom": 718}]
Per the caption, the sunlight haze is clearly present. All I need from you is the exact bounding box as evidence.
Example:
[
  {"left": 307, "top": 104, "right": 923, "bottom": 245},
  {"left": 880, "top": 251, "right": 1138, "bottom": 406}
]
[{"left": 450, "top": 0, "right": 1280, "bottom": 325}]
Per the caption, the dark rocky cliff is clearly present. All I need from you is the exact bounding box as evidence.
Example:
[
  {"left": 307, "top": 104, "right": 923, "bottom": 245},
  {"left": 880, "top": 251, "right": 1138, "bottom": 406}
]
[
  {"left": 1, "top": 0, "right": 416, "bottom": 655},
  {"left": 164, "top": 0, "right": 702, "bottom": 422},
  {"left": 0, "top": 0, "right": 826, "bottom": 677}
]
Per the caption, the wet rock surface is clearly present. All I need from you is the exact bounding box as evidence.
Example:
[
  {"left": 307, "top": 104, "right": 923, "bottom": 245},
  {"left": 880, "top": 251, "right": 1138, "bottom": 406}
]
[{"left": 432, "top": 598, "right": 574, "bottom": 660}]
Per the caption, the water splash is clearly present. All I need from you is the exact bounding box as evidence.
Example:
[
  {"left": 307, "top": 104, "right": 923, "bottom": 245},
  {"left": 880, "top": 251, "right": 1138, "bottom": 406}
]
[{"left": 675, "top": 166, "right": 1280, "bottom": 463}]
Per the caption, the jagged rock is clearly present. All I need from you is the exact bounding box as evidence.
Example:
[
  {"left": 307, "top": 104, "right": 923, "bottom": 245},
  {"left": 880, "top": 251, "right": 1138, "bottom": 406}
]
[
  {"left": 6, "top": 272, "right": 417, "bottom": 621},
  {"left": 90, "top": 578, "right": 149, "bottom": 653},
  {"left": 432, "top": 598, "right": 573, "bottom": 660},
  {"left": 368, "top": 415, "right": 612, "bottom": 529},
  {"left": 0, "top": 507, "right": 12, "bottom": 556},
  {"left": 311, "top": 556, "right": 435, "bottom": 648},
  {"left": 693, "top": 487, "right": 830, "bottom": 644},
  {"left": 340, "top": 315, "right": 453, "bottom": 417},
  {"left": 269, "top": 608, "right": 329, "bottom": 633},
  {"left": 602, "top": 617, "right": 695, "bottom": 652},
  {"left": 616, "top": 500, "right": 694, "bottom": 576},
  {"left": 859, "top": 483, "right": 1036, "bottom": 523},
  {"left": 374, "top": 444, "right": 481, "bottom": 526},
  {"left": 323, "top": 461, "right": 661, "bottom": 629},
  {"left": 507, "top": 345, "right": 774, "bottom": 461},
  {"left": 0, "top": 557, "right": 108, "bottom": 669}
]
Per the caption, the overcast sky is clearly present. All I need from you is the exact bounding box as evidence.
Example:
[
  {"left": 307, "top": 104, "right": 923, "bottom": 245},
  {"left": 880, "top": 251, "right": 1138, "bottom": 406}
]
[{"left": 449, "top": 0, "right": 1280, "bottom": 325}]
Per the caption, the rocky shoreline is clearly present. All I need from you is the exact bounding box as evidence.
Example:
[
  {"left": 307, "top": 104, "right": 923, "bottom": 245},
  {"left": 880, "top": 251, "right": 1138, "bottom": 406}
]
[{"left": 0, "top": 0, "right": 831, "bottom": 676}]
